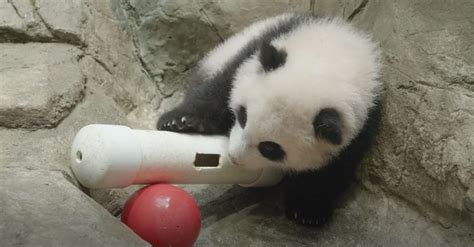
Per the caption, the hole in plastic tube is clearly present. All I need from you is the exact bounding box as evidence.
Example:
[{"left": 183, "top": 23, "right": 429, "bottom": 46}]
[
  {"left": 76, "top": 150, "right": 82, "bottom": 163},
  {"left": 194, "top": 153, "right": 220, "bottom": 167}
]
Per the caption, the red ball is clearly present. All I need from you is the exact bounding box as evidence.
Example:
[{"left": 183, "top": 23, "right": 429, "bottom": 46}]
[{"left": 121, "top": 184, "right": 201, "bottom": 247}]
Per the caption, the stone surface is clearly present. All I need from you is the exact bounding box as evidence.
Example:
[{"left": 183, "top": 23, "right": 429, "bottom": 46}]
[
  {"left": 0, "top": 43, "right": 85, "bottom": 129},
  {"left": 1, "top": 0, "right": 474, "bottom": 245},
  {"left": 35, "top": 0, "right": 85, "bottom": 44},
  {"left": 0, "top": 168, "right": 149, "bottom": 247},
  {"left": 311, "top": 0, "right": 366, "bottom": 19},
  {"left": 0, "top": 0, "right": 85, "bottom": 44},
  {"left": 196, "top": 0, "right": 311, "bottom": 37},
  {"left": 114, "top": 0, "right": 310, "bottom": 95},
  {"left": 0, "top": 0, "right": 27, "bottom": 40},
  {"left": 0, "top": 0, "right": 157, "bottom": 245},
  {"left": 196, "top": 186, "right": 474, "bottom": 246},
  {"left": 82, "top": 0, "right": 160, "bottom": 129},
  {"left": 0, "top": 89, "right": 128, "bottom": 178},
  {"left": 0, "top": 0, "right": 60, "bottom": 42},
  {"left": 330, "top": 0, "right": 474, "bottom": 226}
]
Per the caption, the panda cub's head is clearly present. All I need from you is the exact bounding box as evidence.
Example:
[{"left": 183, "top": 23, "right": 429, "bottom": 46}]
[{"left": 228, "top": 19, "right": 381, "bottom": 172}]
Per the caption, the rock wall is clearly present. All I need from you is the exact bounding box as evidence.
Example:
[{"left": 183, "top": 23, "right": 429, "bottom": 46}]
[
  {"left": 316, "top": 0, "right": 474, "bottom": 226},
  {"left": 0, "top": 0, "right": 154, "bottom": 245},
  {"left": 1, "top": 0, "right": 473, "bottom": 245},
  {"left": 111, "top": 0, "right": 312, "bottom": 113}
]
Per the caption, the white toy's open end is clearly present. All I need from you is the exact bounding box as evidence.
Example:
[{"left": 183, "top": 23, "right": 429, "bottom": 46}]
[
  {"left": 239, "top": 168, "right": 284, "bottom": 187},
  {"left": 71, "top": 125, "right": 142, "bottom": 188}
]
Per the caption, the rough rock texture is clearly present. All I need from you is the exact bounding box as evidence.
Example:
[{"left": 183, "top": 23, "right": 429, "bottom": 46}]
[
  {"left": 0, "top": 0, "right": 52, "bottom": 42},
  {"left": 1, "top": 0, "right": 473, "bottom": 246},
  {"left": 82, "top": 0, "right": 161, "bottom": 128},
  {"left": 35, "top": 0, "right": 85, "bottom": 44},
  {"left": 113, "top": 0, "right": 310, "bottom": 95},
  {"left": 0, "top": 0, "right": 85, "bottom": 43},
  {"left": 0, "top": 43, "right": 85, "bottom": 129},
  {"left": 0, "top": 90, "right": 128, "bottom": 177},
  {"left": 196, "top": 186, "right": 473, "bottom": 246},
  {"left": 316, "top": 0, "right": 474, "bottom": 226},
  {"left": 0, "top": 168, "right": 148, "bottom": 246},
  {"left": 0, "top": 0, "right": 156, "bottom": 244}
]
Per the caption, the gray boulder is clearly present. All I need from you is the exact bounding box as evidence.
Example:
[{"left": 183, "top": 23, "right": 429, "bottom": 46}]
[
  {"left": 113, "top": 0, "right": 310, "bottom": 95},
  {"left": 0, "top": 168, "right": 149, "bottom": 247},
  {"left": 0, "top": 0, "right": 52, "bottom": 41},
  {"left": 0, "top": 43, "right": 85, "bottom": 129},
  {"left": 331, "top": 0, "right": 474, "bottom": 226}
]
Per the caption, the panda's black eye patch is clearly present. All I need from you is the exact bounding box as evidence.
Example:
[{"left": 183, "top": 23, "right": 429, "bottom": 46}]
[
  {"left": 237, "top": 106, "right": 247, "bottom": 128},
  {"left": 313, "top": 108, "right": 343, "bottom": 145},
  {"left": 258, "top": 141, "right": 286, "bottom": 161}
]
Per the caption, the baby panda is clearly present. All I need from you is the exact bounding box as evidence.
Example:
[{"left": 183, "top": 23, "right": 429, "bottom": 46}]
[{"left": 158, "top": 14, "right": 382, "bottom": 226}]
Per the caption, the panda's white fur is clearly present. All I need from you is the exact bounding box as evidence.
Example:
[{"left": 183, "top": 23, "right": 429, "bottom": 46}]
[{"left": 224, "top": 16, "right": 381, "bottom": 171}]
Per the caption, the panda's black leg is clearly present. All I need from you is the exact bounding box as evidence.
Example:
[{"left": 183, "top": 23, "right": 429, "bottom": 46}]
[
  {"left": 284, "top": 160, "right": 355, "bottom": 226},
  {"left": 157, "top": 77, "right": 234, "bottom": 135},
  {"left": 285, "top": 173, "right": 331, "bottom": 226},
  {"left": 158, "top": 101, "right": 231, "bottom": 135},
  {"left": 157, "top": 109, "right": 205, "bottom": 133}
]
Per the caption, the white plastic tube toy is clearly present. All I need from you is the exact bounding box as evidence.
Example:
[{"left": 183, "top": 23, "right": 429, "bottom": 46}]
[{"left": 70, "top": 124, "right": 284, "bottom": 189}]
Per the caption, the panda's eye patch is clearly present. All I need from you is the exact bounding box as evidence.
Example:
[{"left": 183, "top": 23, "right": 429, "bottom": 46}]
[
  {"left": 258, "top": 141, "right": 286, "bottom": 161},
  {"left": 237, "top": 106, "right": 247, "bottom": 128}
]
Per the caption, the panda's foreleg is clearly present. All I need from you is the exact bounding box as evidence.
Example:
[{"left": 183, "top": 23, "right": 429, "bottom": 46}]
[
  {"left": 157, "top": 76, "right": 234, "bottom": 136},
  {"left": 284, "top": 160, "right": 357, "bottom": 226}
]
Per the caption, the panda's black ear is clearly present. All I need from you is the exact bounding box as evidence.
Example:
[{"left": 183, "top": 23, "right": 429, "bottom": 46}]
[
  {"left": 313, "top": 108, "right": 343, "bottom": 145},
  {"left": 259, "top": 42, "right": 287, "bottom": 72}
]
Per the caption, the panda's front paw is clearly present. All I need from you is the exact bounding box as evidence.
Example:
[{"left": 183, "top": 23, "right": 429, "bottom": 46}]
[
  {"left": 158, "top": 110, "right": 207, "bottom": 133},
  {"left": 286, "top": 209, "right": 329, "bottom": 226},
  {"left": 285, "top": 204, "right": 331, "bottom": 227}
]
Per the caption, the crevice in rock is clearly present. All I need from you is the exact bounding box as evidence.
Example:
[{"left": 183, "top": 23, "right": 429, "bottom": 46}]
[
  {"left": 0, "top": 28, "right": 36, "bottom": 43},
  {"left": 348, "top": 0, "right": 369, "bottom": 21},
  {"left": 7, "top": 0, "right": 23, "bottom": 20},
  {"left": 46, "top": 81, "right": 87, "bottom": 130},
  {"left": 396, "top": 84, "right": 416, "bottom": 90},
  {"left": 30, "top": 0, "right": 84, "bottom": 46},
  {"left": 118, "top": 0, "right": 152, "bottom": 77},
  {"left": 160, "top": 89, "right": 177, "bottom": 99},
  {"left": 118, "top": 0, "right": 164, "bottom": 97},
  {"left": 198, "top": 8, "right": 224, "bottom": 42},
  {"left": 415, "top": 80, "right": 447, "bottom": 90},
  {"left": 395, "top": 90, "right": 428, "bottom": 190},
  {"left": 2, "top": 166, "right": 79, "bottom": 191},
  {"left": 50, "top": 168, "right": 78, "bottom": 186},
  {"left": 119, "top": 0, "right": 141, "bottom": 26},
  {"left": 0, "top": 34, "right": 71, "bottom": 44},
  {"left": 0, "top": 0, "right": 55, "bottom": 44},
  {"left": 199, "top": 187, "right": 264, "bottom": 228},
  {"left": 0, "top": 74, "right": 87, "bottom": 130},
  {"left": 309, "top": 0, "right": 316, "bottom": 15},
  {"left": 83, "top": 54, "right": 114, "bottom": 76},
  {"left": 387, "top": 64, "right": 474, "bottom": 96}
]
